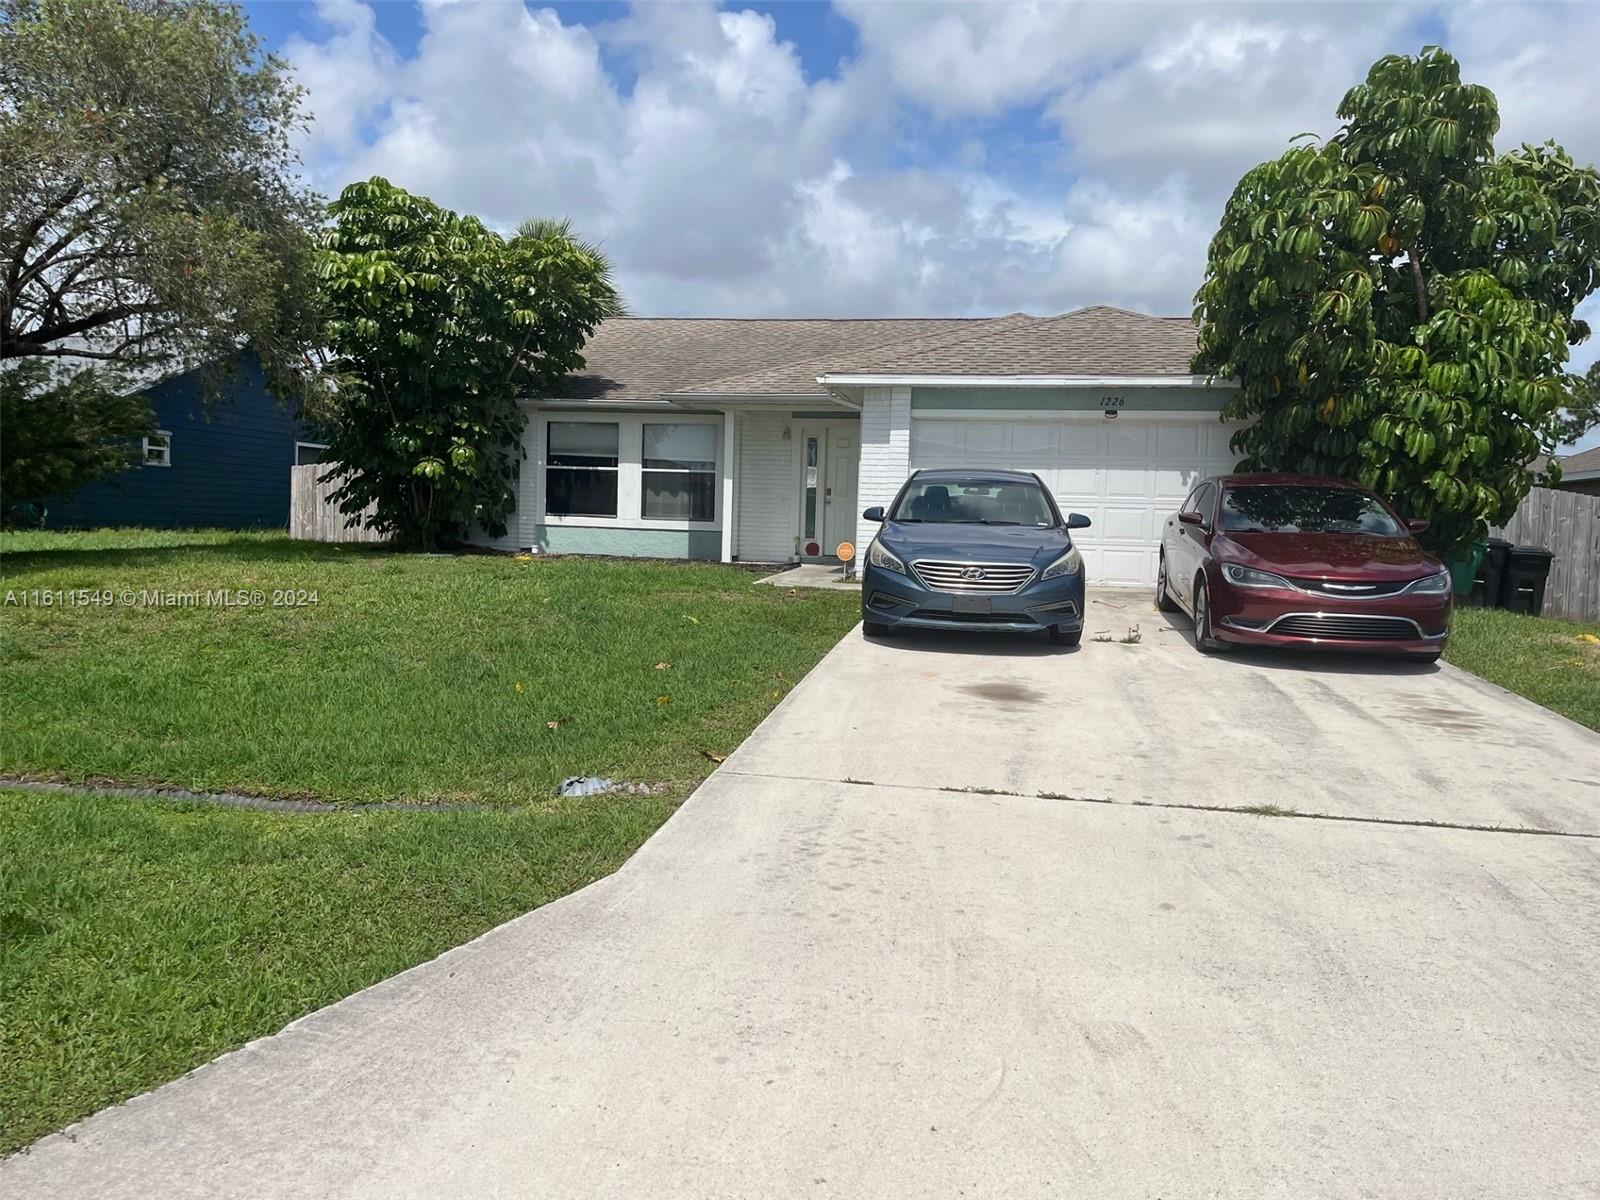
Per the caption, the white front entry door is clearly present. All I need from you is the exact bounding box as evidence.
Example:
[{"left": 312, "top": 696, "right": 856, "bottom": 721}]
[
  {"left": 797, "top": 423, "right": 860, "bottom": 560},
  {"left": 909, "top": 416, "right": 1240, "bottom": 586}
]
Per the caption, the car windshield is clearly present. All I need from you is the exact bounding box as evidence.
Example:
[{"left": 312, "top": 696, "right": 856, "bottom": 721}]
[
  {"left": 1220, "top": 485, "right": 1405, "bottom": 535},
  {"left": 891, "top": 479, "right": 1055, "bottom": 526}
]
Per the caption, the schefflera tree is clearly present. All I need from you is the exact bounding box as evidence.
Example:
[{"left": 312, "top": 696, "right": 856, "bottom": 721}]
[{"left": 1193, "top": 46, "right": 1600, "bottom": 552}]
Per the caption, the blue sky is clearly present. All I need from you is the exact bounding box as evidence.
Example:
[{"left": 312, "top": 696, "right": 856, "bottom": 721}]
[{"left": 247, "top": 1, "right": 1600, "bottom": 449}]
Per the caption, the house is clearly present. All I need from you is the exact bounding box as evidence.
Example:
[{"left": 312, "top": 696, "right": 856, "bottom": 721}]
[
  {"left": 1550, "top": 446, "right": 1600, "bottom": 496},
  {"left": 473, "top": 306, "right": 1239, "bottom": 587},
  {"left": 43, "top": 352, "right": 324, "bottom": 530}
]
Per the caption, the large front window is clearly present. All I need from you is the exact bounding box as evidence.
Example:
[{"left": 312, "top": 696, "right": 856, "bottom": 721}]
[
  {"left": 546, "top": 422, "right": 619, "bottom": 516},
  {"left": 1220, "top": 486, "right": 1404, "bottom": 535},
  {"left": 642, "top": 423, "right": 716, "bottom": 521}
]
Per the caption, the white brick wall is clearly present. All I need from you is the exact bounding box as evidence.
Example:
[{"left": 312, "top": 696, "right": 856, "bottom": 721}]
[
  {"left": 856, "top": 384, "right": 912, "bottom": 554},
  {"left": 735, "top": 410, "right": 798, "bottom": 562}
]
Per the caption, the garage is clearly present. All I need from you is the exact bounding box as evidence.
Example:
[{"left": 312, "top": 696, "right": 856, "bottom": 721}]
[{"left": 910, "top": 415, "right": 1241, "bottom": 586}]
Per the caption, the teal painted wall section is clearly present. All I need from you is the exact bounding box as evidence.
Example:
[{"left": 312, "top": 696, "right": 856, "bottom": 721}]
[
  {"left": 910, "top": 385, "right": 1234, "bottom": 412},
  {"left": 536, "top": 525, "right": 722, "bottom": 560}
]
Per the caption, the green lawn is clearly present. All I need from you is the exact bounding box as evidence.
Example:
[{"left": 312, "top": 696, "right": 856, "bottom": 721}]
[
  {"left": 0, "top": 530, "right": 859, "bottom": 1154},
  {"left": 0, "top": 787, "right": 676, "bottom": 1155},
  {"left": 1444, "top": 606, "right": 1600, "bottom": 732},
  {"left": 2, "top": 529, "right": 860, "bottom": 803}
]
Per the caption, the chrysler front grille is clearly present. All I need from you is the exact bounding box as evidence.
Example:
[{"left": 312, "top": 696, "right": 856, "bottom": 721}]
[
  {"left": 1265, "top": 613, "right": 1436, "bottom": 641},
  {"left": 1288, "top": 577, "right": 1413, "bottom": 598},
  {"left": 910, "top": 560, "right": 1035, "bottom": 594}
]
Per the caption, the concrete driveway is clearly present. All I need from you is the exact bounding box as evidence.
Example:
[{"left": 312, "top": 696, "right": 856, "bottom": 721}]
[{"left": 5, "top": 593, "right": 1598, "bottom": 1198}]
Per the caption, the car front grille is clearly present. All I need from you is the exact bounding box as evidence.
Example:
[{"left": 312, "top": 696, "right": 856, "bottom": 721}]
[
  {"left": 911, "top": 560, "right": 1034, "bottom": 594},
  {"left": 1288, "top": 577, "right": 1413, "bottom": 598},
  {"left": 1267, "top": 614, "right": 1425, "bottom": 641},
  {"left": 909, "top": 609, "right": 1039, "bottom": 626}
]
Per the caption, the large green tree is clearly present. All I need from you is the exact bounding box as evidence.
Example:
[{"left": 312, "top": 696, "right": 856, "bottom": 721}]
[
  {"left": 317, "top": 178, "right": 621, "bottom": 551},
  {"left": 1194, "top": 46, "right": 1600, "bottom": 551},
  {"left": 0, "top": 0, "right": 322, "bottom": 503}
]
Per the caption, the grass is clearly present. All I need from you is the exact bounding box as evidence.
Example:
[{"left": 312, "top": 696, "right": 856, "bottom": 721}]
[
  {"left": 1444, "top": 606, "right": 1600, "bottom": 732},
  {"left": 0, "top": 787, "right": 677, "bottom": 1155},
  {"left": 1, "top": 529, "right": 861, "bottom": 804},
  {"left": 0, "top": 529, "right": 861, "bottom": 1153}
]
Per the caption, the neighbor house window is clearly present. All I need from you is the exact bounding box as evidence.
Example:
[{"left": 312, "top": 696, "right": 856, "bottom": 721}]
[
  {"left": 143, "top": 431, "right": 172, "bottom": 467},
  {"left": 295, "top": 441, "right": 330, "bottom": 466},
  {"left": 546, "top": 421, "right": 619, "bottom": 516},
  {"left": 642, "top": 423, "right": 716, "bottom": 521}
]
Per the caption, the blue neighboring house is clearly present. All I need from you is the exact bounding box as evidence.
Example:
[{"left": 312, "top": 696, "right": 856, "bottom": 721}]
[{"left": 43, "top": 352, "right": 325, "bottom": 530}]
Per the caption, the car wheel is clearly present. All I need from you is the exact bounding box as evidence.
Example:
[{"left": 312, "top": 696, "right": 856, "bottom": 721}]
[
  {"left": 1192, "top": 576, "right": 1226, "bottom": 655},
  {"left": 863, "top": 620, "right": 891, "bottom": 638},
  {"left": 1155, "top": 555, "right": 1179, "bottom": 613},
  {"left": 1049, "top": 626, "right": 1082, "bottom": 647}
]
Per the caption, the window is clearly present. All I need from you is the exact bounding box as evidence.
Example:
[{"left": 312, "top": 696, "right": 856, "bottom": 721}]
[
  {"left": 296, "top": 442, "right": 330, "bottom": 466},
  {"left": 143, "top": 431, "right": 172, "bottom": 468},
  {"left": 1220, "top": 485, "right": 1405, "bottom": 535},
  {"left": 1190, "top": 482, "right": 1216, "bottom": 524},
  {"left": 889, "top": 477, "right": 1056, "bottom": 526},
  {"left": 546, "top": 422, "right": 619, "bottom": 516},
  {"left": 641, "top": 423, "right": 716, "bottom": 521}
]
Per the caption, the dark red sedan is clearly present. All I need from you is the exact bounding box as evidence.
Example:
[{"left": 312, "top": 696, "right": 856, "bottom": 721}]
[{"left": 1156, "top": 474, "right": 1453, "bottom": 661}]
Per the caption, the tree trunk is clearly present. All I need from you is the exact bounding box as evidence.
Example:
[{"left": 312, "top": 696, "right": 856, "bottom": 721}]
[{"left": 1408, "top": 251, "right": 1429, "bottom": 322}]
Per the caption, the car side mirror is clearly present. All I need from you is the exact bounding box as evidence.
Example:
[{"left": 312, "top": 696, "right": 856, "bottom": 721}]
[
  {"left": 1177, "top": 510, "right": 1205, "bottom": 526},
  {"left": 1065, "top": 512, "right": 1092, "bottom": 530},
  {"left": 1405, "top": 518, "right": 1429, "bottom": 534},
  {"left": 862, "top": 506, "right": 885, "bottom": 523}
]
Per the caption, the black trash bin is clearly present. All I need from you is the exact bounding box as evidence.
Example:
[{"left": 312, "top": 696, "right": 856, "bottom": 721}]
[
  {"left": 1471, "top": 537, "right": 1513, "bottom": 607},
  {"left": 1500, "top": 545, "right": 1554, "bottom": 615}
]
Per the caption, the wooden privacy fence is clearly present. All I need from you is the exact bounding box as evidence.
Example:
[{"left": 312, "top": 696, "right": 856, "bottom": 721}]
[
  {"left": 1491, "top": 486, "right": 1600, "bottom": 623},
  {"left": 289, "top": 464, "right": 385, "bottom": 544}
]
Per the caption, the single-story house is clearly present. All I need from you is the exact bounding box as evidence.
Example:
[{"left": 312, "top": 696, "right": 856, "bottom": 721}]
[
  {"left": 43, "top": 352, "right": 324, "bottom": 530},
  {"left": 1550, "top": 445, "right": 1600, "bottom": 496},
  {"left": 473, "top": 306, "right": 1240, "bottom": 587}
]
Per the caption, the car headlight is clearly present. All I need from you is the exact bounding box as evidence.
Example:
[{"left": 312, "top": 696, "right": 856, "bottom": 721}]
[
  {"left": 1221, "top": 563, "right": 1293, "bottom": 589},
  {"left": 1041, "top": 546, "right": 1082, "bottom": 580},
  {"left": 1403, "top": 570, "right": 1452, "bottom": 595},
  {"left": 867, "top": 539, "right": 906, "bottom": 575}
]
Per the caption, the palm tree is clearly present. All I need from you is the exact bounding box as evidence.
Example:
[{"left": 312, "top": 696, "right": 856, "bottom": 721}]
[{"left": 514, "top": 217, "right": 627, "bottom": 319}]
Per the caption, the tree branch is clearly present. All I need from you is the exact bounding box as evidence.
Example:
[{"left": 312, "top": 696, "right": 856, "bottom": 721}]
[{"left": 1407, "top": 250, "right": 1429, "bottom": 322}]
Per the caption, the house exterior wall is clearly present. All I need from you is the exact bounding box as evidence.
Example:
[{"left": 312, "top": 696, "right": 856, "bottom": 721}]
[
  {"left": 735, "top": 410, "right": 798, "bottom": 562},
  {"left": 43, "top": 354, "right": 309, "bottom": 530},
  {"left": 856, "top": 385, "right": 912, "bottom": 556}
]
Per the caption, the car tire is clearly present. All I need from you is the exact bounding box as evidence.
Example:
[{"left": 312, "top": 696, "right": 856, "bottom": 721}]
[
  {"left": 1192, "top": 575, "right": 1227, "bottom": 655},
  {"left": 863, "top": 620, "right": 891, "bottom": 639},
  {"left": 1155, "top": 556, "right": 1179, "bottom": 613},
  {"left": 1049, "top": 626, "right": 1082, "bottom": 647}
]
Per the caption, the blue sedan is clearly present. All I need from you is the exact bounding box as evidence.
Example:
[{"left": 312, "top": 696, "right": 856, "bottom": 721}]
[{"left": 860, "top": 469, "right": 1091, "bottom": 645}]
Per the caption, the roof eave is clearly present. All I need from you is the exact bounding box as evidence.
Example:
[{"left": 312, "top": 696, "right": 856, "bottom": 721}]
[{"left": 814, "top": 373, "right": 1234, "bottom": 388}]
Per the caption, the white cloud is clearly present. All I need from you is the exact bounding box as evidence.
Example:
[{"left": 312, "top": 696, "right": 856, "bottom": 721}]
[{"left": 278, "top": 0, "right": 1600, "bottom": 327}]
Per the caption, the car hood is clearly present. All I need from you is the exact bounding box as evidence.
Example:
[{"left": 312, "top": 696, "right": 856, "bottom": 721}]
[
  {"left": 880, "top": 520, "right": 1072, "bottom": 569},
  {"left": 1218, "top": 531, "right": 1441, "bottom": 581}
]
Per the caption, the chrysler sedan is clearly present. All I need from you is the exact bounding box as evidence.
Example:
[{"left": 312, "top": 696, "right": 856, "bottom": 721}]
[
  {"left": 1157, "top": 474, "right": 1452, "bottom": 661},
  {"left": 861, "top": 469, "right": 1091, "bottom": 645}
]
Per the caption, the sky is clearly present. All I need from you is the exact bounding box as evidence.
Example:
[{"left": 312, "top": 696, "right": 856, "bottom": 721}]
[{"left": 245, "top": 0, "right": 1600, "bottom": 451}]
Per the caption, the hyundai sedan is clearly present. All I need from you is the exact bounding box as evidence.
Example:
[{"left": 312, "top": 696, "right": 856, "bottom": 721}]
[
  {"left": 861, "top": 469, "right": 1091, "bottom": 645},
  {"left": 1156, "top": 474, "right": 1452, "bottom": 660}
]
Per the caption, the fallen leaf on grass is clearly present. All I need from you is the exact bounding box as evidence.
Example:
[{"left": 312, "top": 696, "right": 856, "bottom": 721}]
[
  {"left": 702, "top": 750, "right": 726, "bottom": 763},
  {"left": 683, "top": 615, "right": 700, "bottom": 625},
  {"left": 657, "top": 694, "right": 671, "bottom": 705},
  {"left": 1577, "top": 633, "right": 1600, "bottom": 645},
  {"left": 514, "top": 681, "right": 525, "bottom": 695},
  {"left": 654, "top": 662, "right": 671, "bottom": 670},
  {"left": 545, "top": 717, "right": 568, "bottom": 731}
]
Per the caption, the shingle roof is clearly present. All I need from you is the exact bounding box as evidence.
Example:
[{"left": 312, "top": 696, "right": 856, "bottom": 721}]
[
  {"left": 559, "top": 317, "right": 982, "bottom": 400},
  {"left": 820, "top": 306, "right": 1201, "bottom": 378},
  {"left": 1558, "top": 445, "right": 1600, "bottom": 477},
  {"left": 554, "top": 306, "right": 1203, "bottom": 401}
]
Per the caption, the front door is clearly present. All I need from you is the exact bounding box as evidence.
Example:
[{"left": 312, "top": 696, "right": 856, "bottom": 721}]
[{"left": 797, "top": 423, "right": 859, "bottom": 560}]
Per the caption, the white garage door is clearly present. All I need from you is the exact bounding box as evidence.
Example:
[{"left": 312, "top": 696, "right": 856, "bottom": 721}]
[{"left": 910, "top": 417, "right": 1240, "bottom": 586}]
